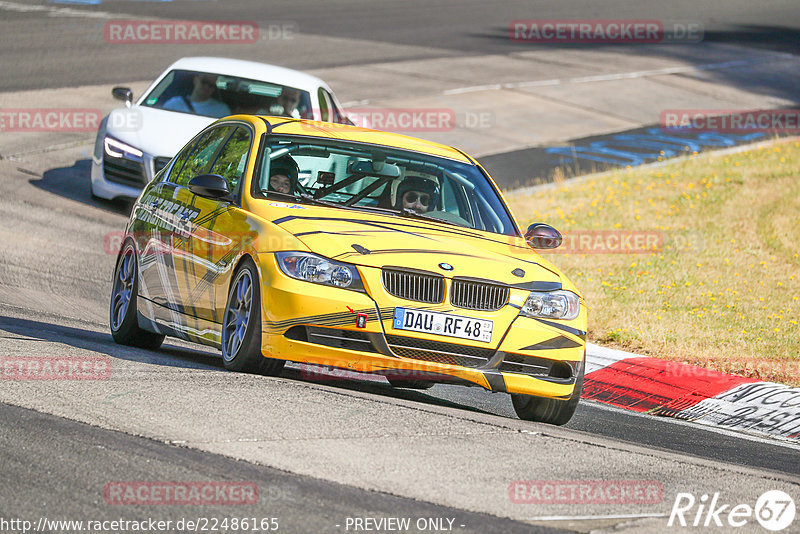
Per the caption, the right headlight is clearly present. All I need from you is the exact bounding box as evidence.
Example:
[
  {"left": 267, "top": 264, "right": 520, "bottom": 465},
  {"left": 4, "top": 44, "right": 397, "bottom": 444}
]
[{"left": 520, "top": 290, "right": 580, "bottom": 320}]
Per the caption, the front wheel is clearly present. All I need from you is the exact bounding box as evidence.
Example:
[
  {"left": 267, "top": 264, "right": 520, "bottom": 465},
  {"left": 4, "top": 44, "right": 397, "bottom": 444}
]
[
  {"left": 109, "top": 240, "right": 165, "bottom": 349},
  {"left": 511, "top": 368, "right": 583, "bottom": 425},
  {"left": 221, "top": 259, "right": 285, "bottom": 376}
]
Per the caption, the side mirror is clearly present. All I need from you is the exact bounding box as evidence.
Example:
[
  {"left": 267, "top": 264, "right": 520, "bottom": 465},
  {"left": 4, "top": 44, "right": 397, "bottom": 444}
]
[
  {"left": 525, "top": 223, "right": 562, "bottom": 249},
  {"left": 188, "top": 174, "right": 230, "bottom": 199},
  {"left": 112, "top": 87, "right": 133, "bottom": 107}
]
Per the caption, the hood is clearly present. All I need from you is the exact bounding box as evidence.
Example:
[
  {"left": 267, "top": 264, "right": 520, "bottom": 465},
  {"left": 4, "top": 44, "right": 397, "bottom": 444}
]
[
  {"left": 265, "top": 206, "right": 562, "bottom": 286},
  {"left": 104, "top": 106, "right": 215, "bottom": 158}
]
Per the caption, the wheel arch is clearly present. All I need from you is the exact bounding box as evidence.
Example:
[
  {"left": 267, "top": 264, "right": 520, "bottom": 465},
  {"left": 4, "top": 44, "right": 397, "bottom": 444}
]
[{"left": 227, "top": 252, "right": 266, "bottom": 319}]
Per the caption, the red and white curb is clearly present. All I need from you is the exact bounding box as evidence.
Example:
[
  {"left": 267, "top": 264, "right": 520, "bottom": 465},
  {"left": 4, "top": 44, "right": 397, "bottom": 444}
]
[{"left": 584, "top": 344, "right": 800, "bottom": 443}]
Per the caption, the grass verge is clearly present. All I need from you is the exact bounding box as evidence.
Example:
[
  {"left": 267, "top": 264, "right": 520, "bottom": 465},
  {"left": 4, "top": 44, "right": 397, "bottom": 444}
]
[{"left": 506, "top": 138, "right": 800, "bottom": 386}]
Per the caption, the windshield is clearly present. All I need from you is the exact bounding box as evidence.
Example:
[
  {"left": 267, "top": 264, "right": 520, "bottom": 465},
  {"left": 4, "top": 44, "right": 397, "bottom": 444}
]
[
  {"left": 257, "top": 136, "right": 519, "bottom": 236},
  {"left": 140, "top": 69, "right": 313, "bottom": 119}
]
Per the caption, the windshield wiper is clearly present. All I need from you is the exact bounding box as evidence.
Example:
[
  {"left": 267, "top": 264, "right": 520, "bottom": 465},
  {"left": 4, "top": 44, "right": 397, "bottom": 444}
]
[
  {"left": 298, "top": 193, "right": 369, "bottom": 212},
  {"left": 397, "top": 208, "right": 463, "bottom": 228},
  {"left": 296, "top": 193, "right": 417, "bottom": 217},
  {"left": 260, "top": 190, "right": 305, "bottom": 202},
  {"left": 260, "top": 190, "right": 337, "bottom": 206}
]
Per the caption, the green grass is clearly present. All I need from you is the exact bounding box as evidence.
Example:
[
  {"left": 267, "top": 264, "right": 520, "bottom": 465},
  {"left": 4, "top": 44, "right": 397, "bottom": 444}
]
[{"left": 506, "top": 139, "right": 800, "bottom": 385}]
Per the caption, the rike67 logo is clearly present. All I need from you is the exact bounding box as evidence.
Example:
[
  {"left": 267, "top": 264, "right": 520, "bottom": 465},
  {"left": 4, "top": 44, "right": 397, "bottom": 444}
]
[{"left": 668, "top": 490, "right": 795, "bottom": 531}]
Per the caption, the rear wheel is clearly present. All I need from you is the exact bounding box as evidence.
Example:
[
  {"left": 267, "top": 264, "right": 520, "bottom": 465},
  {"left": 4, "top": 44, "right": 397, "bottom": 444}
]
[
  {"left": 221, "top": 259, "right": 285, "bottom": 376},
  {"left": 109, "top": 240, "right": 165, "bottom": 349},
  {"left": 511, "top": 368, "right": 584, "bottom": 425}
]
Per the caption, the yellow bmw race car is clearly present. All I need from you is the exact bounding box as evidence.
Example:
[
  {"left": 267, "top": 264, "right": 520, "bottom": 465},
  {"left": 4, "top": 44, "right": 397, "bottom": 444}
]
[{"left": 109, "top": 115, "right": 587, "bottom": 424}]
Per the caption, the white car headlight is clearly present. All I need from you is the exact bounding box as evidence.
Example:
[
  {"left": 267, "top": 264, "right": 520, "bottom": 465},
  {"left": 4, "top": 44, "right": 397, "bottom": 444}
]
[
  {"left": 104, "top": 136, "right": 143, "bottom": 160},
  {"left": 275, "top": 252, "right": 365, "bottom": 292},
  {"left": 520, "top": 290, "right": 580, "bottom": 320}
]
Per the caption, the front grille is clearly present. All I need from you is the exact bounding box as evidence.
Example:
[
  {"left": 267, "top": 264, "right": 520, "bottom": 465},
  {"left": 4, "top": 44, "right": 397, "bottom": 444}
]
[
  {"left": 104, "top": 155, "right": 146, "bottom": 186},
  {"left": 385, "top": 334, "right": 494, "bottom": 368},
  {"left": 153, "top": 157, "right": 172, "bottom": 175},
  {"left": 451, "top": 278, "right": 509, "bottom": 311},
  {"left": 381, "top": 268, "right": 444, "bottom": 304}
]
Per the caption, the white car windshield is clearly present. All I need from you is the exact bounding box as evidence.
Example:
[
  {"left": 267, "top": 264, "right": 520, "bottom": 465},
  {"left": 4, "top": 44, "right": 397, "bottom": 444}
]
[
  {"left": 258, "top": 136, "right": 519, "bottom": 236},
  {"left": 141, "top": 69, "right": 313, "bottom": 119}
]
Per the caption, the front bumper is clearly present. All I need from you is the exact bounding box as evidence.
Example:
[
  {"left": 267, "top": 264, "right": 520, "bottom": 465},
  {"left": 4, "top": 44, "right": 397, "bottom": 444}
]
[
  {"left": 91, "top": 151, "right": 171, "bottom": 200},
  {"left": 258, "top": 254, "right": 586, "bottom": 399}
]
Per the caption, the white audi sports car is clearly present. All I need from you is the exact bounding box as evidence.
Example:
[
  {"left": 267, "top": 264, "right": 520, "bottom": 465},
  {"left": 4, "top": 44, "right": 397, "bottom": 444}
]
[{"left": 92, "top": 56, "right": 351, "bottom": 200}]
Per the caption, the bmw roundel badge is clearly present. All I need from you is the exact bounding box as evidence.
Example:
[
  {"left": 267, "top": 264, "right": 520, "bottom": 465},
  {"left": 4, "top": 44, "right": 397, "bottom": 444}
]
[{"left": 439, "top": 262, "right": 454, "bottom": 271}]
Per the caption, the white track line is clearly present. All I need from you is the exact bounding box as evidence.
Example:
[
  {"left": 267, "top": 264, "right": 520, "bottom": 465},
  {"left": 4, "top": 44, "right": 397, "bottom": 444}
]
[
  {"left": 442, "top": 57, "right": 796, "bottom": 96},
  {"left": 568, "top": 60, "right": 750, "bottom": 83},
  {"left": 346, "top": 55, "right": 797, "bottom": 107},
  {"left": 524, "top": 513, "right": 667, "bottom": 521}
]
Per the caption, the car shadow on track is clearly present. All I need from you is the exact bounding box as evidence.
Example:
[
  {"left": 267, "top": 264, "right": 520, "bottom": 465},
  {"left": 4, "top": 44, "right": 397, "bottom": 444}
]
[
  {"left": 281, "top": 365, "right": 500, "bottom": 417},
  {"left": 28, "top": 158, "right": 133, "bottom": 216},
  {"left": 0, "top": 315, "right": 221, "bottom": 371},
  {"left": 0, "top": 314, "right": 499, "bottom": 417}
]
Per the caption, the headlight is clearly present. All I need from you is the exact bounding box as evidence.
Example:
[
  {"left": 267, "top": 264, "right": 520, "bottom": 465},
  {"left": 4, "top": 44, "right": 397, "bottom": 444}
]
[
  {"left": 104, "top": 136, "right": 143, "bottom": 160},
  {"left": 520, "top": 290, "right": 580, "bottom": 320},
  {"left": 275, "top": 252, "right": 365, "bottom": 292}
]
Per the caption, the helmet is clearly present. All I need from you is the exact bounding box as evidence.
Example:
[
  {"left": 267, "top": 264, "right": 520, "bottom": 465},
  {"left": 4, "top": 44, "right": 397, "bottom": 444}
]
[
  {"left": 269, "top": 156, "right": 299, "bottom": 181},
  {"left": 393, "top": 171, "right": 440, "bottom": 211},
  {"left": 268, "top": 156, "right": 299, "bottom": 193}
]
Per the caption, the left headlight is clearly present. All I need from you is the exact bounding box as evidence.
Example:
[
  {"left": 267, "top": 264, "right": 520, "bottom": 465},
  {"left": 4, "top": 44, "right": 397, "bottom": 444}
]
[
  {"left": 104, "top": 136, "right": 143, "bottom": 160},
  {"left": 275, "top": 251, "right": 365, "bottom": 292},
  {"left": 520, "top": 290, "right": 581, "bottom": 320}
]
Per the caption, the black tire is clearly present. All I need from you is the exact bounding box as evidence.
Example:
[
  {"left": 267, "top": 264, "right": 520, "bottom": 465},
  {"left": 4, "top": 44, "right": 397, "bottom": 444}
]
[
  {"left": 109, "top": 240, "right": 165, "bottom": 349},
  {"left": 387, "top": 379, "right": 435, "bottom": 390},
  {"left": 511, "top": 367, "right": 584, "bottom": 425},
  {"left": 221, "top": 259, "right": 285, "bottom": 376}
]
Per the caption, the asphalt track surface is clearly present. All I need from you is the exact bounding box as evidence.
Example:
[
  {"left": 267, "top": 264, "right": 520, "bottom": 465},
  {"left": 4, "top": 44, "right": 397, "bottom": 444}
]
[
  {"left": 2, "top": 0, "right": 800, "bottom": 92},
  {"left": 1, "top": 1, "right": 800, "bottom": 532},
  {"left": 1, "top": 403, "right": 560, "bottom": 534}
]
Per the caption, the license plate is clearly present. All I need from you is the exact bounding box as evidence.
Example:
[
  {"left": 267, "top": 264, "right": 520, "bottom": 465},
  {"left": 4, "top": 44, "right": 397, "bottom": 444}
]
[{"left": 392, "top": 308, "right": 493, "bottom": 343}]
